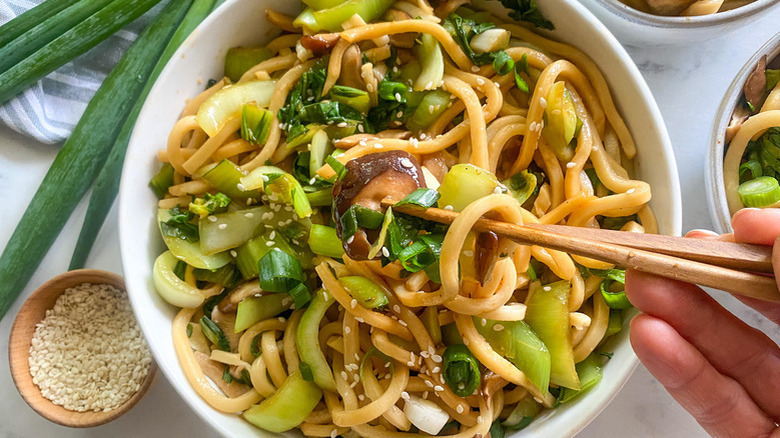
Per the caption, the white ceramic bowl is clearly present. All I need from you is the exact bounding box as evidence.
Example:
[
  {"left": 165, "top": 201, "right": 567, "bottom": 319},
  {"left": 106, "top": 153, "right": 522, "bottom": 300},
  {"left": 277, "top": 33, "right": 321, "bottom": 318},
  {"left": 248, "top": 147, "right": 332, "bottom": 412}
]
[
  {"left": 118, "top": 0, "right": 682, "bottom": 436},
  {"left": 580, "top": 0, "right": 780, "bottom": 46},
  {"left": 707, "top": 33, "right": 780, "bottom": 233}
]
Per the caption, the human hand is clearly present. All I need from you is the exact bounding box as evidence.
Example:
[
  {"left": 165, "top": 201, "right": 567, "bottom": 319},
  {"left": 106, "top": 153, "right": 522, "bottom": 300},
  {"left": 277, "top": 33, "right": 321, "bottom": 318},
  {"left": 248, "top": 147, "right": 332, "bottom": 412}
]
[{"left": 626, "top": 208, "right": 780, "bottom": 438}]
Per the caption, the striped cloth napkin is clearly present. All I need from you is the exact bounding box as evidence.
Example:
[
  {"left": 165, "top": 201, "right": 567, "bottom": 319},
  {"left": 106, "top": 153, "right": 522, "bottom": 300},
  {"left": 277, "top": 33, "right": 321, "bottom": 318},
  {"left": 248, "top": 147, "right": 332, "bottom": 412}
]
[{"left": 0, "top": 1, "right": 157, "bottom": 145}]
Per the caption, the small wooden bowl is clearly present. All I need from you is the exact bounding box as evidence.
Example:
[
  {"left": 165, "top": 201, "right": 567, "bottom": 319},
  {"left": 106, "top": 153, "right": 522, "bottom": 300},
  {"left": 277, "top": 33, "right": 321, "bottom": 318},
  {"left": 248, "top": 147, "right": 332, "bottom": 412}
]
[{"left": 8, "top": 269, "right": 158, "bottom": 427}]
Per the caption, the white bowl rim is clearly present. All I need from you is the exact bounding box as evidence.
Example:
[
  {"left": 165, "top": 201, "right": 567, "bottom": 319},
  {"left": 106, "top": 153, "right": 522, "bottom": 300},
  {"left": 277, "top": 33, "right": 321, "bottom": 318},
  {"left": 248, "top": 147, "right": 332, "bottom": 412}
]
[
  {"left": 118, "top": 0, "right": 682, "bottom": 436},
  {"left": 707, "top": 32, "right": 780, "bottom": 234},
  {"left": 590, "top": 0, "right": 780, "bottom": 28}
]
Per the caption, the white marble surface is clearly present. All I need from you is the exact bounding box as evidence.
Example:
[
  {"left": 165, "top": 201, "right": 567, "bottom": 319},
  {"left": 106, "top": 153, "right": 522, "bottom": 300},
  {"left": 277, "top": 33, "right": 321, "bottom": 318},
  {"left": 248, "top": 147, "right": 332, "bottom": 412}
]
[{"left": 1, "top": 8, "right": 779, "bottom": 438}]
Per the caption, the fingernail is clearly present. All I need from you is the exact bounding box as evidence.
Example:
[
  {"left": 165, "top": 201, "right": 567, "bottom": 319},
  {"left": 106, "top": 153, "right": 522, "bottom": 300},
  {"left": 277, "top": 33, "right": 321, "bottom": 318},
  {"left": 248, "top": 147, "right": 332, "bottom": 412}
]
[{"left": 685, "top": 229, "right": 719, "bottom": 238}]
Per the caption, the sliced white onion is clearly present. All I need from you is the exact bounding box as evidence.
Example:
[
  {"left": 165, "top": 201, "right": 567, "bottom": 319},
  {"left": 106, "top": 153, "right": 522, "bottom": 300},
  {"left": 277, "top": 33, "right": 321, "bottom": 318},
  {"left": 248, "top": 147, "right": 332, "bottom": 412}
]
[{"left": 403, "top": 394, "right": 450, "bottom": 435}]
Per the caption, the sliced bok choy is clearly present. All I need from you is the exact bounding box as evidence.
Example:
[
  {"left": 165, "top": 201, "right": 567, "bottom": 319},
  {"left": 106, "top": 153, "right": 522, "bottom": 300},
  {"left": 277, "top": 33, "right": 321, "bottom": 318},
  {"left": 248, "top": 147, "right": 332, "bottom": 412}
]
[
  {"left": 524, "top": 280, "right": 580, "bottom": 390},
  {"left": 542, "top": 81, "right": 578, "bottom": 162},
  {"left": 202, "top": 159, "right": 261, "bottom": 200},
  {"left": 198, "top": 206, "right": 269, "bottom": 255},
  {"left": 437, "top": 164, "right": 500, "bottom": 211},
  {"left": 414, "top": 33, "right": 444, "bottom": 91},
  {"left": 243, "top": 371, "right": 322, "bottom": 432},
  {"left": 296, "top": 289, "right": 336, "bottom": 391},
  {"left": 235, "top": 293, "right": 293, "bottom": 332},
  {"left": 224, "top": 46, "right": 273, "bottom": 82},
  {"left": 308, "top": 0, "right": 395, "bottom": 32},
  {"left": 158, "top": 209, "right": 231, "bottom": 269},
  {"left": 153, "top": 251, "right": 208, "bottom": 308},
  {"left": 196, "top": 80, "right": 277, "bottom": 137}
]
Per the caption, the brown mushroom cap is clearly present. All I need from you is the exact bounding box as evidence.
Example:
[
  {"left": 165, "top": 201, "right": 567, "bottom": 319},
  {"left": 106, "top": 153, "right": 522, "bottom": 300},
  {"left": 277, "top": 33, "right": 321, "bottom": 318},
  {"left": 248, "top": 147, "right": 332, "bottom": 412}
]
[
  {"left": 300, "top": 34, "right": 341, "bottom": 56},
  {"left": 333, "top": 150, "right": 427, "bottom": 260},
  {"left": 745, "top": 55, "right": 768, "bottom": 111}
]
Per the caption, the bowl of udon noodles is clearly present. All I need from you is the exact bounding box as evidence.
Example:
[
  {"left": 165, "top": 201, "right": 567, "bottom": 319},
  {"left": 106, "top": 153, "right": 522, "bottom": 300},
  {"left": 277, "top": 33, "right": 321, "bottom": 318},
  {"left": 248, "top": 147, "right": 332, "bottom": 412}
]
[
  {"left": 708, "top": 33, "right": 780, "bottom": 233},
  {"left": 118, "top": 0, "right": 681, "bottom": 436},
  {"left": 580, "top": 0, "right": 780, "bottom": 46}
]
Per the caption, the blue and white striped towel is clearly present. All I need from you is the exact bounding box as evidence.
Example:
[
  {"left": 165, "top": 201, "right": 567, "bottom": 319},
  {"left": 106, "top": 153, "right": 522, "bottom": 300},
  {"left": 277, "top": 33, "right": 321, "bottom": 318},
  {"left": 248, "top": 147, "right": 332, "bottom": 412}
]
[{"left": 0, "top": 1, "right": 157, "bottom": 144}]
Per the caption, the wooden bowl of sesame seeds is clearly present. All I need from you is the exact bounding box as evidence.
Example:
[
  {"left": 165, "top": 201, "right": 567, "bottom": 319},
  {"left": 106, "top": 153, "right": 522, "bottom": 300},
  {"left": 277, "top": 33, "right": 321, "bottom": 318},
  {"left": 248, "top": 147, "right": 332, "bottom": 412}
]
[{"left": 8, "top": 269, "right": 158, "bottom": 427}]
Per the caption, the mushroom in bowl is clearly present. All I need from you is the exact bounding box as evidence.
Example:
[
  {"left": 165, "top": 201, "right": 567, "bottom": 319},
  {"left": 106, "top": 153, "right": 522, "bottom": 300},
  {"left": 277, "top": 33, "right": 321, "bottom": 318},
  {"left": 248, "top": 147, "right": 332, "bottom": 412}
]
[{"left": 708, "top": 33, "right": 780, "bottom": 233}]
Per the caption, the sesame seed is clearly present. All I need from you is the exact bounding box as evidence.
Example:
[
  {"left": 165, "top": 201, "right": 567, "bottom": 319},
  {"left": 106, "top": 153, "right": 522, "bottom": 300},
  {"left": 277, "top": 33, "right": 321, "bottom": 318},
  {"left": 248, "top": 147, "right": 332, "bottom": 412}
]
[
  {"left": 464, "top": 250, "right": 474, "bottom": 257},
  {"left": 337, "top": 122, "right": 348, "bottom": 128},
  {"left": 269, "top": 231, "right": 276, "bottom": 240},
  {"left": 478, "top": 416, "right": 484, "bottom": 424},
  {"left": 351, "top": 299, "right": 358, "bottom": 309},
  {"left": 358, "top": 394, "right": 366, "bottom": 401},
  {"left": 540, "top": 97, "right": 547, "bottom": 109},
  {"left": 260, "top": 174, "right": 270, "bottom": 182},
  {"left": 463, "top": 338, "right": 469, "bottom": 346},
  {"left": 309, "top": 178, "right": 316, "bottom": 185},
  {"left": 341, "top": 371, "right": 348, "bottom": 380},
  {"left": 407, "top": 361, "right": 416, "bottom": 367},
  {"left": 432, "top": 366, "right": 440, "bottom": 373},
  {"left": 543, "top": 286, "right": 552, "bottom": 291},
  {"left": 425, "top": 380, "right": 434, "bottom": 387},
  {"left": 278, "top": 316, "right": 286, "bottom": 322},
  {"left": 344, "top": 326, "right": 351, "bottom": 335},
  {"left": 244, "top": 212, "right": 254, "bottom": 218},
  {"left": 218, "top": 223, "right": 227, "bottom": 230},
  {"left": 566, "top": 161, "right": 576, "bottom": 169},
  {"left": 356, "top": 317, "right": 365, "bottom": 323},
  {"left": 237, "top": 183, "right": 246, "bottom": 191},
  {"left": 434, "top": 385, "right": 444, "bottom": 392},
  {"left": 443, "top": 205, "right": 454, "bottom": 211},
  {"left": 529, "top": 121, "right": 537, "bottom": 132},
  {"left": 627, "top": 188, "right": 636, "bottom": 194},
  {"left": 481, "top": 318, "right": 487, "bottom": 326},
  {"left": 493, "top": 324, "right": 505, "bottom": 331},
  {"left": 432, "top": 354, "right": 442, "bottom": 363},
  {"left": 207, "top": 216, "right": 217, "bottom": 222},
  {"left": 428, "top": 105, "right": 435, "bottom": 113},
  {"left": 395, "top": 92, "right": 402, "bottom": 102},
  {"left": 457, "top": 405, "right": 464, "bottom": 414},
  {"left": 401, "top": 391, "right": 410, "bottom": 401},
  {"left": 471, "top": 65, "right": 479, "bottom": 72},
  {"left": 393, "top": 304, "right": 401, "bottom": 313},
  {"left": 381, "top": 247, "right": 390, "bottom": 258},
  {"left": 266, "top": 241, "right": 274, "bottom": 247},
  {"left": 230, "top": 250, "right": 238, "bottom": 257}
]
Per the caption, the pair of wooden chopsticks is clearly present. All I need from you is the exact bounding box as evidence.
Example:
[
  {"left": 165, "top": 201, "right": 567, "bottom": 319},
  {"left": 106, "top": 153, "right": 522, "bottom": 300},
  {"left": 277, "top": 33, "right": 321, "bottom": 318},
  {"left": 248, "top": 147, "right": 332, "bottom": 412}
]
[{"left": 387, "top": 202, "right": 779, "bottom": 302}]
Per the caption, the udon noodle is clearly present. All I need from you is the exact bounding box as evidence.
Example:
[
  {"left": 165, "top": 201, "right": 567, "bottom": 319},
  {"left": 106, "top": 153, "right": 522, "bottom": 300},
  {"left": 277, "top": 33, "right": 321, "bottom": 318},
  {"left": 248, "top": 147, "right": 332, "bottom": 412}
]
[{"left": 150, "top": 1, "right": 655, "bottom": 435}]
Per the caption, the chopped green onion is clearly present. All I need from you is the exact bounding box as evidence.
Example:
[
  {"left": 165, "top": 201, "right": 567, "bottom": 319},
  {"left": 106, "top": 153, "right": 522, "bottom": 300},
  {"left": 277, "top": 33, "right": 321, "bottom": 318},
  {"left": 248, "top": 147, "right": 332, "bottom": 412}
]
[
  {"left": 257, "top": 248, "right": 311, "bottom": 308},
  {"left": 326, "top": 155, "right": 347, "bottom": 179},
  {"left": 594, "top": 269, "right": 631, "bottom": 310},
  {"left": 739, "top": 160, "right": 763, "bottom": 183},
  {"left": 200, "top": 315, "right": 230, "bottom": 351},
  {"left": 441, "top": 322, "right": 464, "bottom": 346},
  {"left": 186, "top": 323, "right": 193, "bottom": 338},
  {"left": 340, "top": 276, "right": 389, "bottom": 310},
  {"left": 378, "top": 79, "right": 407, "bottom": 102},
  {"left": 397, "top": 234, "right": 443, "bottom": 272},
  {"left": 517, "top": 53, "right": 529, "bottom": 74},
  {"left": 492, "top": 51, "right": 514, "bottom": 76},
  {"left": 340, "top": 205, "right": 385, "bottom": 239},
  {"left": 149, "top": 163, "right": 175, "bottom": 199},
  {"left": 442, "top": 344, "right": 480, "bottom": 397},
  {"left": 766, "top": 69, "right": 780, "bottom": 92},
  {"left": 406, "top": 90, "right": 452, "bottom": 132},
  {"left": 504, "top": 170, "right": 537, "bottom": 205},
  {"left": 395, "top": 188, "right": 441, "bottom": 208},
  {"left": 738, "top": 176, "right": 780, "bottom": 207},
  {"left": 515, "top": 62, "right": 529, "bottom": 93},
  {"left": 421, "top": 306, "right": 442, "bottom": 345},
  {"left": 241, "top": 104, "right": 273, "bottom": 145}
]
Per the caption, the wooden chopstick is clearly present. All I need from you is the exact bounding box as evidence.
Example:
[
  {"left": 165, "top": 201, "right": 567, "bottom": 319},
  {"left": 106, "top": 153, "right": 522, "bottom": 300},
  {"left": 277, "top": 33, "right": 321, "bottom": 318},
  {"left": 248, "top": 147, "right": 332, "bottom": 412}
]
[{"left": 386, "top": 202, "right": 780, "bottom": 302}]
